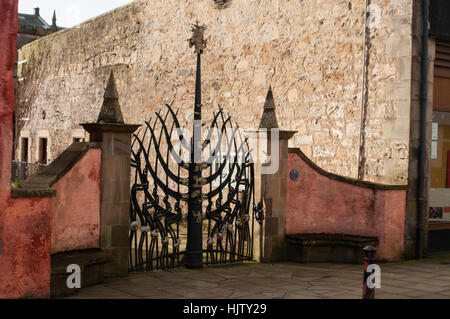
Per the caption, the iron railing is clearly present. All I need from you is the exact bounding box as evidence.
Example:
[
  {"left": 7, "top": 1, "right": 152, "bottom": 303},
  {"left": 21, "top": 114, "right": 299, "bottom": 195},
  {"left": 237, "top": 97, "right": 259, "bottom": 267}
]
[{"left": 11, "top": 161, "right": 46, "bottom": 182}]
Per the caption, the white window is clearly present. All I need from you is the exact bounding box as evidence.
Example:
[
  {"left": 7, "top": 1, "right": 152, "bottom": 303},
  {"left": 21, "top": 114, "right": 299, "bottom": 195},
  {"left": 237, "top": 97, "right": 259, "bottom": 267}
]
[{"left": 71, "top": 129, "right": 86, "bottom": 143}]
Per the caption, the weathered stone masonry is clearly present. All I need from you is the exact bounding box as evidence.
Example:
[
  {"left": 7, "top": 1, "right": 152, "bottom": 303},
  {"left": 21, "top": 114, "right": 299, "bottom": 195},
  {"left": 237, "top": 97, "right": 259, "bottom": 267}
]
[{"left": 16, "top": 0, "right": 414, "bottom": 185}]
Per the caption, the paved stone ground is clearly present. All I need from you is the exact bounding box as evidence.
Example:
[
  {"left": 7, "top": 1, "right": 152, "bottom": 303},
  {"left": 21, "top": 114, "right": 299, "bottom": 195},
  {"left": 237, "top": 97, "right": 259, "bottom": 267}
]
[{"left": 66, "top": 252, "right": 450, "bottom": 299}]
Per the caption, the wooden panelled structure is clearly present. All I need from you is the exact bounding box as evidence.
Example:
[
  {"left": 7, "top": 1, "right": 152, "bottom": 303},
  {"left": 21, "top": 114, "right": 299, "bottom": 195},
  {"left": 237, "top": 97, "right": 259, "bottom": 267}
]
[
  {"left": 433, "top": 41, "right": 450, "bottom": 112},
  {"left": 430, "top": 41, "right": 450, "bottom": 228},
  {"left": 431, "top": 41, "right": 450, "bottom": 189}
]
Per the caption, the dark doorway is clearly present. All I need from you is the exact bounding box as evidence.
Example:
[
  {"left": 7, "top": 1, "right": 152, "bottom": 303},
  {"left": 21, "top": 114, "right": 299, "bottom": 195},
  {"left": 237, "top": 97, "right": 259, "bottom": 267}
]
[
  {"left": 39, "top": 137, "right": 48, "bottom": 165},
  {"left": 20, "top": 137, "right": 28, "bottom": 162}
]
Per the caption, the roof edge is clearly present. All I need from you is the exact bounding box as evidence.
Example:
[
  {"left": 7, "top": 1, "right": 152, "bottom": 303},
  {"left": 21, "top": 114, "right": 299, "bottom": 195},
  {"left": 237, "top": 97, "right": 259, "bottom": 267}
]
[{"left": 19, "top": 0, "right": 140, "bottom": 50}]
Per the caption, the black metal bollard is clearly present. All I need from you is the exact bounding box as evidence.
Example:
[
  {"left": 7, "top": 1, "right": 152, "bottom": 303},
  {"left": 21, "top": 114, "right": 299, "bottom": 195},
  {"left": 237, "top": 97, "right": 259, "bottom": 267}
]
[{"left": 362, "top": 245, "right": 377, "bottom": 299}]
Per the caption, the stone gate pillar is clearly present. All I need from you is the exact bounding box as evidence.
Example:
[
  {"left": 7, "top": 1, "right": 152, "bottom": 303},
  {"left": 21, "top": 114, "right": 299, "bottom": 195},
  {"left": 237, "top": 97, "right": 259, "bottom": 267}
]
[
  {"left": 254, "top": 87, "right": 296, "bottom": 262},
  {"left": 82, "top": 72, "right": 139, "bottom": 277}
]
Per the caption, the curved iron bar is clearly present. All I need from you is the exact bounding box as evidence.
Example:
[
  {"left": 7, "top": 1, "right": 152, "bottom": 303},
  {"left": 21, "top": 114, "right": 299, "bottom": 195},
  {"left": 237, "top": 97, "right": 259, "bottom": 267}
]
[
  {"left": 163, "top": 102, "right": 192, "bottom": 152},
  {"left": 202, "top": 106, "right": 225, "bottom": 152},
  {"left": 133, "top": 135, "right": 187, "bottom": 201},
  {"left": 161, "top": 114, "right": 181, "bottom": 269},
  {"left": 137, "top": 115, "right": 165, "bottom": 270},
  {"left": 153, "top": 113, "right": 189, "bottom": 171},
  {"left": 131, "top": 111, "right": 186, "bottom": 271},
  {"left": 152, "top": 108, "right": 174, "bottom": 270},
  {"left": 202, "top": 125, "right": 240, "bottom": 185},
  {"left": 201, "top": 111, "right": 254, "bottom": 264}
]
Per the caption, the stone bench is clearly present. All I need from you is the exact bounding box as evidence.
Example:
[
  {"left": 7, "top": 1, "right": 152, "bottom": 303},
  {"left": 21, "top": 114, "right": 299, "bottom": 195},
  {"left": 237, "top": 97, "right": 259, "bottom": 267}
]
[
  {"left": 51, "top": 249, "right": 112, "bottom": 298},
  {"left": 285, "top": 233, "right": 379, "bottom": 264}
]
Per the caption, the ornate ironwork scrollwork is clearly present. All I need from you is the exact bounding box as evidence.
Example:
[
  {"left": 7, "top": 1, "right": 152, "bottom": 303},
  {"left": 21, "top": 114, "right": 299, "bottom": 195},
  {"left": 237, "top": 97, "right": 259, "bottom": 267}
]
[{"left": 129, "top": 104, "right": 261, "bottom": 272}]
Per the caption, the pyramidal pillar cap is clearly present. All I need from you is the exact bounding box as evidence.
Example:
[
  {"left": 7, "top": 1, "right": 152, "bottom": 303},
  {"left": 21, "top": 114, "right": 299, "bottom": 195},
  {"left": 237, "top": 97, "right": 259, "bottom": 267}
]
[
  {"left": 246, "top": 85, "right": 296, "bottom": 140},
  {"left": 97, "top": 72, "right": 124, "bottom": 124},
  {"left": 259, "top": 85, "right": 279, "bottom": 129},
  {"left": 81, "top": 71, "right": 140, "bottom": 142}
]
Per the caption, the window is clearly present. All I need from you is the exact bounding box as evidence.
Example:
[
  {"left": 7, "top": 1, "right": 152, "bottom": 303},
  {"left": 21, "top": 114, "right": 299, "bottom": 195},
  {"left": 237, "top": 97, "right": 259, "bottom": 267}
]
[
  {"left": 39, "top": 138, "right": 48, "bottom": 165},
  {"left": 21, "top": 137, "right": 29, "bottom": 162},
  {"left": 71, "top": 129, "right": 86, "bottom": 144}
]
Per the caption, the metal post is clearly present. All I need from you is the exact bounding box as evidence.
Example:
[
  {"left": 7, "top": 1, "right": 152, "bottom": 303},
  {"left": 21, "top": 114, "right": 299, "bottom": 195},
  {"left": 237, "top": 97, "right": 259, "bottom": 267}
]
[
  {"left": 186, "top": 24, "right": 207, "bottom": 269},
  {"left": 417, "top": 0, "right": 429, "bottom": 260},
  {"left": 362, "top": 245, "right": 376, "bottom": 299}
]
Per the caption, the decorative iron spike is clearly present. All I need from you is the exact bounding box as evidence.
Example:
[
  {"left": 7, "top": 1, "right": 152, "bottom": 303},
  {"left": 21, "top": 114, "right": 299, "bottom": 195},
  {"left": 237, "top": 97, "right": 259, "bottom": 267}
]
[{"left": 189, "top": 23, "right": 207, "bottom": 54}]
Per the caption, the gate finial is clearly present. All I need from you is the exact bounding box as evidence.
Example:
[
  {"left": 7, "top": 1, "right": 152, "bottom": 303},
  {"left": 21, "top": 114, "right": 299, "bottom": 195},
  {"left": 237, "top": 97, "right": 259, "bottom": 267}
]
[
  {"left": 189, "top": 23, "right": 207, "bottom": 54},
  {"left": 259, "top": 85, "right": 279, "bottom": 129},
  {"left": 97, "top": 71, "right": 124, "bottom": 124}
]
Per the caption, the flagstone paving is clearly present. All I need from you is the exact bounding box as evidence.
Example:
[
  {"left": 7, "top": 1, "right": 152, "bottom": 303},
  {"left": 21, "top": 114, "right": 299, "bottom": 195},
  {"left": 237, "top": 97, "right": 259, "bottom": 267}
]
[{"left": 66, "top": 252, "right": 450, "bottom": 299}]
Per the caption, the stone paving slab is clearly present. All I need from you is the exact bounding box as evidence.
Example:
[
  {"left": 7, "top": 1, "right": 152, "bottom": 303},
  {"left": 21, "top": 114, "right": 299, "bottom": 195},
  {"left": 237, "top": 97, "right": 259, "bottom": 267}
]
[{"left": 65, "top": 252, "right": 450, "bottom": 299}]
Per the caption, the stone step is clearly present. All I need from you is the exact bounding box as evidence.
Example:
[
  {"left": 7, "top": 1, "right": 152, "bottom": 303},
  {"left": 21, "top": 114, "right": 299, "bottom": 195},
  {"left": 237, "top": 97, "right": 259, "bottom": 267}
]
[
  {"left": 51, "top": 249, "right": 112, "bottom": 298},
  {"left": 285, "top": 233, "right": 379, "bottom": 264}
]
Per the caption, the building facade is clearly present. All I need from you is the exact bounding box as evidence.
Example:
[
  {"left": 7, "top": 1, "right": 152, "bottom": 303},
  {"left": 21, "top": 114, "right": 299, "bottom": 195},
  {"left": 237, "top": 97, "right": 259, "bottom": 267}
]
[
  {"left": 14, "top": 7, "right": 62, "bottom": 164},
  {"left": 427, "top": 0, "right": 450, "bottom": 253},
  {"left": 15, "top": 7, "right": 62, "bottom": 87},
  {"left": 14, "top": 0, "right": 450, "bottom": 259}
]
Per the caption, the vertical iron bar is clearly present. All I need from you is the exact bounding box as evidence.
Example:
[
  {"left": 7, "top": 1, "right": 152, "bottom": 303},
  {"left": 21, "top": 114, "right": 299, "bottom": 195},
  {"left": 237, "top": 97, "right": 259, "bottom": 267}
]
[
  {"left": 206, "top": 143, "right": 213, "bottom": 265},
  {"left": 186, "top": 52, "right": 204, "bottom": 269},
  {"left": 177, "top": 148, "right": 181, "bottom": 267}
]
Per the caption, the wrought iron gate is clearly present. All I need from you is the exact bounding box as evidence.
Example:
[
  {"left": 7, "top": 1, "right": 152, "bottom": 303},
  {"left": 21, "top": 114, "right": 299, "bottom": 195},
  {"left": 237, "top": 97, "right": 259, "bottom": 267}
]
[{"left": 129, "top": 24, "right": 264, "bottom": 272}]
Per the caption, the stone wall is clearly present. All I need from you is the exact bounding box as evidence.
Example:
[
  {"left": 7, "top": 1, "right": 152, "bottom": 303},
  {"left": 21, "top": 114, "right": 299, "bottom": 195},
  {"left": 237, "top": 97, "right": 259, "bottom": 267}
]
[{"left": 16, "top": 0, "right": 414, "bottom": 185}]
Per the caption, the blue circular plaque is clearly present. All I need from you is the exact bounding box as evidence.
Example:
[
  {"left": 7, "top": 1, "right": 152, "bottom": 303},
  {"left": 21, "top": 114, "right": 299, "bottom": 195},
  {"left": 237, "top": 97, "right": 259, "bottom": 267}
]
[{"left": 290, "top": 169, "right": 299, "bottom": 181}]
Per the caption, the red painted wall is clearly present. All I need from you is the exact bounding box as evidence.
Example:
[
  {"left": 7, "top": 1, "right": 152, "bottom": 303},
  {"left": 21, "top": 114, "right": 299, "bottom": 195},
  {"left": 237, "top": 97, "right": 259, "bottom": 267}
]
[
  {"left": 0, "top": 1, "right": 102, "bottom": 297},
  {"left": 0, "top": 197, "right": 52, "bottom": 298},
  {"left": 286, "top": 151, "right": 406, "bottom": 261},
  {"left": 0, "top": 0, "right": 17, "bottom": 196},
  {"left": 51, "top": 149, "right": 101, "bottom": 254},
  {"left": 0, "top": 0, "right": 52, "bottom": 299}
]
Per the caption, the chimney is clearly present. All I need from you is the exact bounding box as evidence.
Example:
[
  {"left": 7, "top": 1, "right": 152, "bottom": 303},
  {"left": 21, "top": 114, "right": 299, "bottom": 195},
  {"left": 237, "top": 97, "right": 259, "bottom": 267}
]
[{"left": 34, "top": 7, "right": 40, "bottom": 16}]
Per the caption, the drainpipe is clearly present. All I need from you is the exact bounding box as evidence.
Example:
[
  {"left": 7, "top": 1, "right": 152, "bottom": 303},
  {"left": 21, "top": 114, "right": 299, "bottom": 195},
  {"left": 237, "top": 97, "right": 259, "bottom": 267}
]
[
  {"left": 358, "top": 0, "right": 369, "bottom": 180},
  {"left": 417, "top": 0, "right": 429, "bottom": 259}
]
